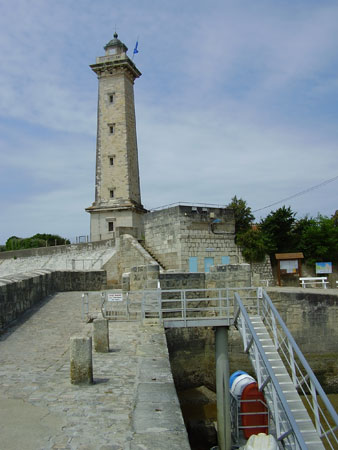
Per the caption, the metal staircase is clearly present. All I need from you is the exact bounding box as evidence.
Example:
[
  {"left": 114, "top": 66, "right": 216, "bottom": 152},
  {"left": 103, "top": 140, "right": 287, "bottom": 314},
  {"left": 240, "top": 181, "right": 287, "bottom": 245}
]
[{"left": 234, "top": 290, "right": 338, "bottom": 449}]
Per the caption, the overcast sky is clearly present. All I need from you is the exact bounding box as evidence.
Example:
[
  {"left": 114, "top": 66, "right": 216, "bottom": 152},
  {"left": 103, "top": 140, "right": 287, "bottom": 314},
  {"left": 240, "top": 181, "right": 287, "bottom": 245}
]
[{"left": 0, "top": 0, "right": 337, "bottom": 244}]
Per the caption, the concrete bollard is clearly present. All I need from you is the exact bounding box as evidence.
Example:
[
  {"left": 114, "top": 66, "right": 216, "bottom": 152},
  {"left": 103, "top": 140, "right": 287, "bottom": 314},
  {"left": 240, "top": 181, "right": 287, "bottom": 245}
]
[
  {"left": 93, "top": 318, "right": 109, "bottom": 352},
  {"left": 70, "top": 336, "right": 93, "bottom": 385}
]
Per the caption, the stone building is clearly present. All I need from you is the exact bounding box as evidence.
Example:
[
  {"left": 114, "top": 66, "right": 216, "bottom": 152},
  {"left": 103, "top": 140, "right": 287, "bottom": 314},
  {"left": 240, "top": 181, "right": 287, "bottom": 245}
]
[{"left": 144, "top": 205, "right": 242, "bottom": 271}]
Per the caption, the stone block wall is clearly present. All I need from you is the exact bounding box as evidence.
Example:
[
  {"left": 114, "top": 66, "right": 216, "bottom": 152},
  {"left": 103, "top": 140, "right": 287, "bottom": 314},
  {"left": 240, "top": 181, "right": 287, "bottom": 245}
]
[
  {"left": 0, "top": 270, "right": 106, "bottom": 332},
  {"left": 159, "top": 272, "right": 206, "bottom": 290},
  {"left": 144, "top": 205, "right": 243, "bottom": 272},
  {"left": 266, "top": 288, "right": 338, "bottom": 391},
  {"left": 125, "top": 264, "right": 160, "bottom": 291},
  {"left": 251, "top": 255, "right": 275, "bottom": 286},
  {"left": 104, "top": 234, "right": 159, "bottom": 287},
  {"left": 206, "top": 264, "right": 251, "bottom": 288},
  {"left": 143, "top": 207, "right": 181, "bottom": 269},
  {"left": 123, "top": 263, "right": 253, "bottom": 293}
]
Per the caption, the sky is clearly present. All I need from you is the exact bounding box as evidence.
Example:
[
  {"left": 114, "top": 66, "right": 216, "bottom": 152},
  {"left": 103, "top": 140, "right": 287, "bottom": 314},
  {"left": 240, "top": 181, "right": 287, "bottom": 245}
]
[{"left": 0, "top": 0, "right": 337, "bottom": 244}]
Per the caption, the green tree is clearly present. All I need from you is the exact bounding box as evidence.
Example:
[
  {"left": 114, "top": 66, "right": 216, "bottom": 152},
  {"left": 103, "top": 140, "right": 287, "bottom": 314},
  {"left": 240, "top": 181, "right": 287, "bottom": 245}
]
[
  {"left": 227, "top": 196, "right": 254, "bottom": 237},
  {"left": 237, "top": 228, "right": 267, "bottom": 262},
  {"left": 260, "top": 206, "right": 296, "bottom": 255},
  {"left": 292, "top": 216, "right": 316, "bottom": 250},
  {"left": 298, "top": 215, "right": 338, "bottom": 265},
  {"left": 5, "top": 234, "right": 70, "bottom": 251}
]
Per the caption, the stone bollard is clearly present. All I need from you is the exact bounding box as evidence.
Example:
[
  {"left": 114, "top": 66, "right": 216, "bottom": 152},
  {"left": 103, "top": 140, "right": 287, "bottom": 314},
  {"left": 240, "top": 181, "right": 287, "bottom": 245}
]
[
  {"left": 93, "top": 318, "right": 109, "bottom": 352},
  {"left": 70, "top": 336, "right": 93, "bottom": 385}
]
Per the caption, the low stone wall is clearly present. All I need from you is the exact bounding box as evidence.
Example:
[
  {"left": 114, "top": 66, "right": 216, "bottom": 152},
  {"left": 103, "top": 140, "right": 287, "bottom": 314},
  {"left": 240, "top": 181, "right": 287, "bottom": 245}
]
[
  {"left": 159, "top": 272, "right": 205, "bottom": 290},
  {"left": 122, "top": 263, "right": 252, "bottom": 293},
  {"left": 123, "top": 265, "right": 160, "bottom": 291},
  {"left": 0, "top": 270, "right": 106, "bottom": 332},
  {"left": 0, "top": 239, "right": 114, "bottom": 260}
]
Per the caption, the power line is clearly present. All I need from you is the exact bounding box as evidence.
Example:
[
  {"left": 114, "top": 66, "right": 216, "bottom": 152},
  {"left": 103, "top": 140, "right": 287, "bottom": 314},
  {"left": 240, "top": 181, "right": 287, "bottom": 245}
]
[{"left": 253, "top": 175, "right": 338, "bottom": 213}]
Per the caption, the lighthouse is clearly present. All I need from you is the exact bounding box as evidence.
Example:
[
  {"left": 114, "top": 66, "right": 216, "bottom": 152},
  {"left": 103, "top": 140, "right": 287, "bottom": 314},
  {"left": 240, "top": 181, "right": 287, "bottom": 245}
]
[{"left": 86, "top": 33, "right": 146, "bottom": 241}]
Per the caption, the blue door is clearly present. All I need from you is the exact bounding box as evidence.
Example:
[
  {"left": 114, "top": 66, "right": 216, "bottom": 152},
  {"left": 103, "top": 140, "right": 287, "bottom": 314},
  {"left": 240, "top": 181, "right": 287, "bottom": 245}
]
[
  {"left": 189, "top": 257, "right": 198, "bottom": 272},
  {"left": 204, "top": 257, "right": 214, "bottom": 273},
  {"left": 221, "top": 256, "right": 230, "bottom": 265}
]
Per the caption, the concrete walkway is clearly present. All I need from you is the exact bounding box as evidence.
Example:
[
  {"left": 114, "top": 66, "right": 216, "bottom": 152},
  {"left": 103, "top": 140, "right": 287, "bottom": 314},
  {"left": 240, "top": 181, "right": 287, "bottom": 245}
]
[{"left": 0, "top": 292, "right": 190, "bottom": 450}]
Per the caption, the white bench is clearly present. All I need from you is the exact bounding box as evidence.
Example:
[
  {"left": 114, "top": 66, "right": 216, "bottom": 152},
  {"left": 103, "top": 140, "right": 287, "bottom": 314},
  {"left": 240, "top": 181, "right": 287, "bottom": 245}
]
[{"left": 299, "top": 277, "right": 329, "bottom": 289}]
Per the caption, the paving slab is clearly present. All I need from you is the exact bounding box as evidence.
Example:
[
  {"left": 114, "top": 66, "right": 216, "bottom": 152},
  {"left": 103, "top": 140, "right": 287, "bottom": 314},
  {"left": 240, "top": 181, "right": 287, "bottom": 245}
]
[{"left": 0, "top": 291, "right": 190, "bottom": 449}]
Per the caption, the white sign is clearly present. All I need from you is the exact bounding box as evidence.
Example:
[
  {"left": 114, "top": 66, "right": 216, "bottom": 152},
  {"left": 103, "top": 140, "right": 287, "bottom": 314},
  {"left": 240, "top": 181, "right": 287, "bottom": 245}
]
[
  {"left": 280, "top": 260, "right": 298, "bottom": 274},
  {"left": 107, "top": 293, "right": 123, "bottom": 302}
]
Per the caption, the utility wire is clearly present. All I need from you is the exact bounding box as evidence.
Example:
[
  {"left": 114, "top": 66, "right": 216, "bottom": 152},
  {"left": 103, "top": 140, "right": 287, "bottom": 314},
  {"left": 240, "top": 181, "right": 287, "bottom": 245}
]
[{"left": 253, "top": 175, "right": 338, "bottom": 213}]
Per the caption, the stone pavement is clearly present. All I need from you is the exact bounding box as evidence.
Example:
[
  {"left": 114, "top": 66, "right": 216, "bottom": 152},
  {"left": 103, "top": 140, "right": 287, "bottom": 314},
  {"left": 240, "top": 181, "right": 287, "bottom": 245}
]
[{"left": 0, "top": 292, "right": 190, "bottom": 450}]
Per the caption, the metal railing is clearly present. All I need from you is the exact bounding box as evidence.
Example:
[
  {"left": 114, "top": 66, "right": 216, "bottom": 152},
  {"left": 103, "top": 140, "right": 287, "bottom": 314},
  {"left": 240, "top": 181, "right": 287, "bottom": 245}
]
[
  {"left": 234, "top": 290, "right": 338, "bottom": 449},
  {"left": 234, "top": 292, "right": 309, "bottom": 449},
  {"left": 230, "top": 392, "right": 270, "bottom": 445},
  {"left": 66, "top": 258, "right": 103, "bottom": 270},
  {"left": 149, "top": 201, "right": 228, "bottom": 212},
  {"left": 259, "top": 290, "right": 338, "bottom": 449},
  {"left": 147, "top": 287, "right": 259, "bottom": 328}
]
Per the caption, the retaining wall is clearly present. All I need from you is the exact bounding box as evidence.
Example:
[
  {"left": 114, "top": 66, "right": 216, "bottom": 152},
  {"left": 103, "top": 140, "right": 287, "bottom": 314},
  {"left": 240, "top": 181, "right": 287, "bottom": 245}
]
[{"left": 0, "top": 270, "right": 106, "bottom": 332}]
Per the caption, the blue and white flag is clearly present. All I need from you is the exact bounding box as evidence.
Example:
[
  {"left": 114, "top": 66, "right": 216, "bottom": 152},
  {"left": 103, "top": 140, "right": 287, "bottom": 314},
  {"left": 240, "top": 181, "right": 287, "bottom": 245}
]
[{"left": 133, "top": 41, "right": 139, "bottom": 55}]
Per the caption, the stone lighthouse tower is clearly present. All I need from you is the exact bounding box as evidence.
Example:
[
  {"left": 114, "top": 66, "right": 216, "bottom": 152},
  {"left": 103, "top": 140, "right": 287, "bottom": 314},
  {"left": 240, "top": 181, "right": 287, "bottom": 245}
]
[{"left": 86, "top": 33, "right": 146, "bottom": 241}]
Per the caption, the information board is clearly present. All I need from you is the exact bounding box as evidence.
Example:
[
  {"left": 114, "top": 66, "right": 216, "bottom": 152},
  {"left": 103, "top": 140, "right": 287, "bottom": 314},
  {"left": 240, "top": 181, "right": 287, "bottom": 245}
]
[
  {"left": 280, "top": 259, "right": 299, "bottom": 274},
  {"left": 316, "top": 262, "right": 332, "bottom": 274}
]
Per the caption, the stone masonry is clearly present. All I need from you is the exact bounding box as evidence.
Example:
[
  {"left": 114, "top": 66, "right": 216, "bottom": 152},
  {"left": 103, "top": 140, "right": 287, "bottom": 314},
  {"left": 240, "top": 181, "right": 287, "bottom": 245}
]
[
  {"left": 86, "top": 33, "right": 146, "bottom": 241},
  {"left": 144, "top": 205, "right": 243, "bottom": 271}
]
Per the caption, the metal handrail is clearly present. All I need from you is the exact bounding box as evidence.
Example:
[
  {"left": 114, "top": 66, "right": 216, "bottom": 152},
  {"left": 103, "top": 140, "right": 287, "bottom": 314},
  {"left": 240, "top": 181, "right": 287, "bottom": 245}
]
[
  {"left": 158, "top": 287, "right": 257, "bottom": 324},
  {"left": 260, "top": 290, "right": 338, "bottom": 448},
  {"left": 234, "top": 292, "right": 308, "bottom": 449}
]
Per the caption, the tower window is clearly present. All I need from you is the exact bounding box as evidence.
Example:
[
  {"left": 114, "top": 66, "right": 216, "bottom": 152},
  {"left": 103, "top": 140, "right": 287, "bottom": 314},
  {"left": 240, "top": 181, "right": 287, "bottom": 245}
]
[
  {"left": 109, "top": 124, "right": 114, "bottom": 134},
  {"left": 108, "top": 222, "right": 114, "bottom": 232},
  {"left": 109, "top": 94, "right": 114, "bottom": 103},
  {"left": 110, "top": 189, "right": 114, "bottom": 198},
  {"left": 109, "top": 157, "right": 114, "bottom": 165}
]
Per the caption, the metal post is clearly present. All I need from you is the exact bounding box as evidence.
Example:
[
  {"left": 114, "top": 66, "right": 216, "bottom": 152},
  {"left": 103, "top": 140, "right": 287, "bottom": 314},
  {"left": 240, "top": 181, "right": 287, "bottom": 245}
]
[{"left": 215, "top": 326, "right": 231, "bottom": 450}]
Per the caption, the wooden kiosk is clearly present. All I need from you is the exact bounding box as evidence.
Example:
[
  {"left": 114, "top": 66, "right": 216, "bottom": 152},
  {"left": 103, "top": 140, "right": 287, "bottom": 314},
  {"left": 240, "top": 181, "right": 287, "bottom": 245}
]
[{"left": 275, "top": 252, "right": 304, "bottom": 286}]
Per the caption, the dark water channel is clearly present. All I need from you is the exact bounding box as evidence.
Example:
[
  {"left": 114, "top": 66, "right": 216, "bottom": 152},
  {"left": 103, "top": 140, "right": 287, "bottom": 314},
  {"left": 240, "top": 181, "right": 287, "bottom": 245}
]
[
  {"left": 177, "top": 389, "right": 338, "bottom": 450},
  {"left": 177, "top": 386, "right": 218, "bottom": 450}
]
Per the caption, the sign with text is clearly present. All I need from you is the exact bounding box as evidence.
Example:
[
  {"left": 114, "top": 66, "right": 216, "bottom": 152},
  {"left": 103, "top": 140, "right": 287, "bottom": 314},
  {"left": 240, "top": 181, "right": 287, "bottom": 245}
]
[{"left": 107, "top": 293, "right": 123, "bottom": 302}]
